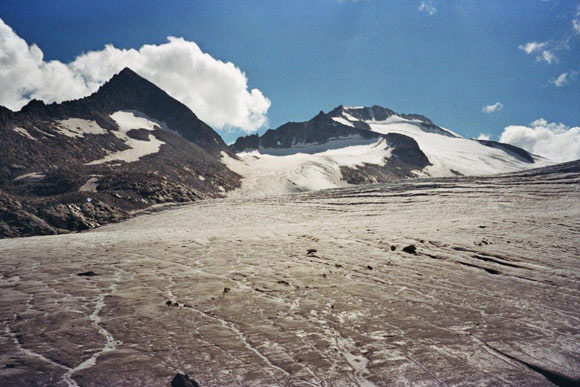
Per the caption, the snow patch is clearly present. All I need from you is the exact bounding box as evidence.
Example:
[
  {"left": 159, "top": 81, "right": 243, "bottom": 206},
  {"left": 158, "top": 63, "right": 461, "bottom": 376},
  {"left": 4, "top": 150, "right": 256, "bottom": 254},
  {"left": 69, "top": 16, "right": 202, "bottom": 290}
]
[
  {"left": 13, "top": 127, "right": 36, "bottom": 141},
  {"left": 54, "top": 118, "right": 107, "bottom": 138},
  {"left": 79, "top": 177, "right": 99, "bottom": 192},
  {"left": 331, "top": 116, "right": 355, "bottom": 127},
  {"left": 86, "top": 111, "right": 165, "bottom": 165},
  {"left": 342, "top": 112, "right": 360, "bottom": 122},
  {"left": 14, "top": 172, "right": 45, "bottom": 182}
]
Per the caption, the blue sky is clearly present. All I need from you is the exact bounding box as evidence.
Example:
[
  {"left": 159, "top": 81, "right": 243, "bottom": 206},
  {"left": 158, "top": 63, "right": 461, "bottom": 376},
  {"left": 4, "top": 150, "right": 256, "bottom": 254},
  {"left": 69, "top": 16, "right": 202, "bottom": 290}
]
[{"left": 0, "top": 0, "right": 578, "bottom": 144}]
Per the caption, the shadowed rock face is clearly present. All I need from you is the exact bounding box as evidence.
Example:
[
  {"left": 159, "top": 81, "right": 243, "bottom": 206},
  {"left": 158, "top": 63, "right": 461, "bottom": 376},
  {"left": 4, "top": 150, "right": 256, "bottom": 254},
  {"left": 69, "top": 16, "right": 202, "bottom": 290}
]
[
  {"left": 231, "top": 111, "right": 378, "bottom": 153},
  {"left": 0, "top": 161, "right": 578, "bottom": 386},
  {"left": 0, "top": 68, "right": 241, "bottom": 238},
  {"left": 340, "top": 133, "right": 432, "bottom": 184},
  {"left": 477, "top": 139, "right": 535, "bottom": 163}
]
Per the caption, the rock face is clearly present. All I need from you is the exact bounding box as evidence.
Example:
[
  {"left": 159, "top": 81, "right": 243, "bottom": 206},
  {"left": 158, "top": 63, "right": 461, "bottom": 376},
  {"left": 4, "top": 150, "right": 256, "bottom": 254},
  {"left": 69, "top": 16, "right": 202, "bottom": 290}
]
[
  {"left": 0, "top": 68, "right": 241, "bottom": 238},
  {"left": 171, "top": 374, "right": 200, "bottom": 387}
]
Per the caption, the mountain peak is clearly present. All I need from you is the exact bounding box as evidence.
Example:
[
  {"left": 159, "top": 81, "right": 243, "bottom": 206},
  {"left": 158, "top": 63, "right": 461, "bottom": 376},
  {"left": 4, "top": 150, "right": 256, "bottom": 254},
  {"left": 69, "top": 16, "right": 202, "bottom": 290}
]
[
  {"left": 95, "top": 67, "right": 156, "bottom": 96},
  {"left": 107, "top": 67, "right": 142, "bottom": 84},
  {"left": 327, "top": 104, "right": 396, "bottom": 122}
]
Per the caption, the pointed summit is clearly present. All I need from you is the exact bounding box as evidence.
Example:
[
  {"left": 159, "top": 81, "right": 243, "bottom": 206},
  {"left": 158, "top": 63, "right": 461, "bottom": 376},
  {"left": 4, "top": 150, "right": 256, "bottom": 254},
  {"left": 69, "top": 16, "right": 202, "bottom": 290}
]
[
  {"left": 92, "top": 67, "right": 161, "bottom": 102},
  {"left": 82, "top": 68, "right": 231, "bottom": 155}
]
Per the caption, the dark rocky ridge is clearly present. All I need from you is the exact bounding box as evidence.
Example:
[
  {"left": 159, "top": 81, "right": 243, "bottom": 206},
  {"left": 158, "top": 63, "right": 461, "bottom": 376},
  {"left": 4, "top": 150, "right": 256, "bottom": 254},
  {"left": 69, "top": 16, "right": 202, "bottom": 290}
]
[
  {"left": 0, "top": 68, "right": 240, "bottom": 238},
  {"left": 476, "top": 139, "right": 535, "bottom": 163},
  {"left": 326, "top": 105, "right": 458, "bottom": 137},
  {"left": 230, "top": 104, "right": 468, "bottom": 155}
]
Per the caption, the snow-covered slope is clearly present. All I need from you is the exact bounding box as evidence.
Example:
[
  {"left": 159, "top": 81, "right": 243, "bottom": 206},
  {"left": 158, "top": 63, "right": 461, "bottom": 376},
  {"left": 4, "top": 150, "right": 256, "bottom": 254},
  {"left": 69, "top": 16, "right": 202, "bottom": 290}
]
[
  {"left": 228, "top": 105, "right": 551, "bottom": 195},
  {"left": 336, "top": 106, "right": 548, "bottom": 177},
  {"left": 222, "top": 138, "right": 393, "bottom": 195}
]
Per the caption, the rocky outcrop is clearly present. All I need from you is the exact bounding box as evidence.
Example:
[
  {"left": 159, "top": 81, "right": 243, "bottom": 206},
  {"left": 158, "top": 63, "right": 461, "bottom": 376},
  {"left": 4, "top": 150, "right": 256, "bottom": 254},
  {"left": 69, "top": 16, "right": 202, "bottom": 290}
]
[{"left": 0, "top": 68, "right": 241, "bottom": 238}]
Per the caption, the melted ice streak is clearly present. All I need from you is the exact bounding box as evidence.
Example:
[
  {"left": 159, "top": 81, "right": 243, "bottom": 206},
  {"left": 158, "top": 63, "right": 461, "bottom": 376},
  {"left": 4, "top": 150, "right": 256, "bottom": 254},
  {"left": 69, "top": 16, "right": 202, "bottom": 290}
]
[
  {"left": 5, "top": 324, "right": 70, "bottom": 371},
  {"left": 309, "top": 311, "right": 376, "bottom": 387},
  {"left": 187, "top": 306, "right": 318, "bottom": 387},
  {"left": 86, "top": 111, "right": 165, "bottom": 165},
  {"left": 61, "top": 270, "right": 123, "bottom": 387}
]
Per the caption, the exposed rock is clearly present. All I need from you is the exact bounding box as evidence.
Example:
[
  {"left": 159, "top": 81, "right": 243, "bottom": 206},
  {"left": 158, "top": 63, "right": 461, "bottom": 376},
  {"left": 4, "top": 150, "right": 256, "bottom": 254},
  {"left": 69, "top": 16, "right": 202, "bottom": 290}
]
[
  {"left": 0, "top": 68, "right": 241, "bottom": 238},
  {"left": 77, "top": 271, "right": 97, "bottom": 277},
  {"left": 171, "top": 373, "right": 200, "bottom": 387},
  {"left": 402, "top": 244, "right": 417, "bottom": 254}
]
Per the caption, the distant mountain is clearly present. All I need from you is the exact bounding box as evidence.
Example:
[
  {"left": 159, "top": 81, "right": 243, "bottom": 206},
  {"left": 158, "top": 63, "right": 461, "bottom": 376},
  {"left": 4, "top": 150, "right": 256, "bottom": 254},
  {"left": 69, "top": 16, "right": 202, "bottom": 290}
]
[
  {"left": 0, "top": 68, "right": 240, "bottom": 238},
  {"left": 0, "top": 72, "right": 552, "bottom": 237},
  {"left": 229, "top": 105, "right": 547, "bottom": 192}
]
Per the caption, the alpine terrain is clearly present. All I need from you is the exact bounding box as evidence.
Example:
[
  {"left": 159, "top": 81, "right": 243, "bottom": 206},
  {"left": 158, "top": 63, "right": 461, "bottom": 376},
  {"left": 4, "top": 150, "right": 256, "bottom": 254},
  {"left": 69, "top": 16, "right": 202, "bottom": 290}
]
[
  {"left": 0, "top": 68, "right": 240, "bottom": 238},
  {"left": 228, "top": 105, "right": 547, "bottom": 194},
  {"left": 1, "top": 68, "right": 579, "bottom": 387}
]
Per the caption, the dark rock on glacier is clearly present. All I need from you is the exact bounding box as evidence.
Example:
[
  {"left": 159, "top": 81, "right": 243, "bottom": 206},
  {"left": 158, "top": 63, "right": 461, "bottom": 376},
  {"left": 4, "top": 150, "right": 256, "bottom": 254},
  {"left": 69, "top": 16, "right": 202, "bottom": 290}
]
[
  {"left": 171, "top": 373, "right": 200, "bottom": 387},
  {"left": 77, "top": 271, "right": 97, "bottom": 277}
]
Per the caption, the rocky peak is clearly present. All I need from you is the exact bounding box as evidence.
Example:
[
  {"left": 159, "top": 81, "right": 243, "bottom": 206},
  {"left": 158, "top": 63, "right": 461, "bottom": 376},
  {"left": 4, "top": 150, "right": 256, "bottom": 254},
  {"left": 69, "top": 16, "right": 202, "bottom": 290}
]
[
  {"left": 20, "top": 99, "right": 46, "bottom": 114},
  {"left": 329, "top": 105, "right": 396, "bottom": 122},
  {"left": 81, "top": 68, "right": 232, "bottom": 155}
]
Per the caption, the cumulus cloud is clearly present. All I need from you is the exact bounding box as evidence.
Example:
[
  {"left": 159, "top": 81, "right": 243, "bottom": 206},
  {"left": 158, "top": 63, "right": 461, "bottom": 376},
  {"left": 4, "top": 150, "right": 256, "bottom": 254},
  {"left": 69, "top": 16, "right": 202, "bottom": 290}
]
[
  {"left": 418, "top": 1, "right": 437, "bottom": 15},
  {"left": 477, "top": 134, "right": 491, "bottom": 141},
  {"left": 499, "top": 118, "right": 580, "bottom": 162},
  {"left": 482, "top": 102, "right": 504, "bottom": 114},
  {"left": 0, "top": 18, "right": 270, "bottom": 133}
]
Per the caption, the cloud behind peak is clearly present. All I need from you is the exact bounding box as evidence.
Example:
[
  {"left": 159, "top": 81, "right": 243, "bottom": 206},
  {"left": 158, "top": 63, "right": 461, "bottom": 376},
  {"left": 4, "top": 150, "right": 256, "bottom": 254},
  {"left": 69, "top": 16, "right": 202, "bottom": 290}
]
[{"left": 0, "top": 18, "right": 270, "bottom": 133}]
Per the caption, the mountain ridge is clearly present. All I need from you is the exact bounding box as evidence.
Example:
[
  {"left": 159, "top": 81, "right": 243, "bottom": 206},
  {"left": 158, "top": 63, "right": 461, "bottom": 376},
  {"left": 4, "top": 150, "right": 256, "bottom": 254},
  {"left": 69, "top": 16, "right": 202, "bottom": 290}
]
[
  {"left": 0, "top": 67, "right": 240, "bottom": 238},
  {"left": 225, "top": 104, "right": 547, "bottom": 194}
]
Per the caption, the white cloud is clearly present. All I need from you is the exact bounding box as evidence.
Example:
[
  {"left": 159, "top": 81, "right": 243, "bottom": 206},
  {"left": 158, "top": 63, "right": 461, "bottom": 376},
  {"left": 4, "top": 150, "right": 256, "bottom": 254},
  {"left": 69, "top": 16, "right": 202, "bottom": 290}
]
[
  {"left": 477, "top": 134, "right": 491, "bottom": 141},
  {"left": 573, "top": 19, "right": 580, "bottom": 35},
  {"left": 518, "top": 41, "right": 547, "bottom": 54},
  {"left": 418, "top": 1, "right": 437, "bottom": 15},
  {"left": 518, "top": 42, "right": 559, "bottom": 64},
  {"left": 550, "top": 70, "right": 578, "bottom": 87},
  {"left": 538, "top": 49, "right": 557, "bottom": 64},
  {"left": 0, "top": 18, "right": 270, "bottom": 133},
  {"left": 552, "top": 72, "right": 569, "bottom": 87},
  {"left": 482, "top": 102, "right": 504, "bottom": 114},
  {"left": 519, "top": 4, "right": 580, "bottom": 65},
  {"left": 499, "top": 118, "right": 580, "bottom": 162}
]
